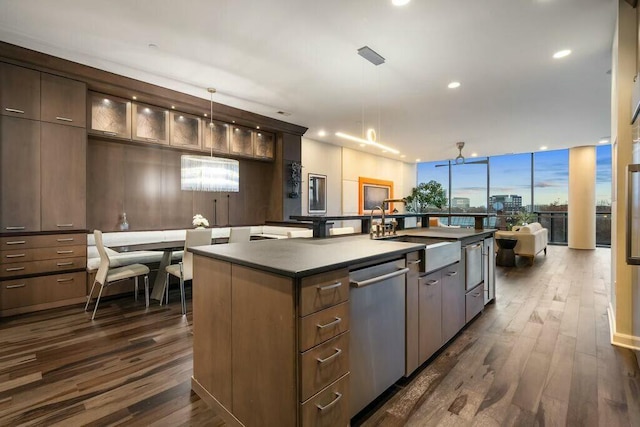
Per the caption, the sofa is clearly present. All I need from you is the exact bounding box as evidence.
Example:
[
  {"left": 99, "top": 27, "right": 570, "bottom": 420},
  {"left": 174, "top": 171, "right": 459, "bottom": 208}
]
[{"left": 494, "top": 222, "right": 548, "bottom": 265}]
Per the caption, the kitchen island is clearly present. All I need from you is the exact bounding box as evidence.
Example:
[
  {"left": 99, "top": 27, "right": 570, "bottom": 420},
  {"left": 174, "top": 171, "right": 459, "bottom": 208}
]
[{"left": 189, "top": 229, "right": 495, "bottom": 426}]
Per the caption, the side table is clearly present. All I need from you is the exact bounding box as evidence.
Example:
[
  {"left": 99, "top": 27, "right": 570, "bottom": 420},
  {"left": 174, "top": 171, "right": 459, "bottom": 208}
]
[{"left": 496, "top": 238, "right": 517, "bottom": 267}]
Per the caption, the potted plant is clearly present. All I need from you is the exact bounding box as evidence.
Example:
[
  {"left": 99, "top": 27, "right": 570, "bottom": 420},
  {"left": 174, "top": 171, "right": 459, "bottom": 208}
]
[{"left": 405, "top": 180, "right": 447, "bottom": 212}]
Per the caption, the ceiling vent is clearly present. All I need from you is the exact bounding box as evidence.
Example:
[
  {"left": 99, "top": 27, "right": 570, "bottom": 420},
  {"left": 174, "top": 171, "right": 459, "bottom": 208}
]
[
  {"left": 277, "top": 110, "right": 292, "bottom": 116},
  {"left": 357, "top": 46, "right": 385, "bottom": 66}
]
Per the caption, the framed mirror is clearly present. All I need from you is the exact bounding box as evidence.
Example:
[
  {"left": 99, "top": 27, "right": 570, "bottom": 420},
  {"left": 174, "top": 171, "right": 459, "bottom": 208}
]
[{"left": 308, "top": 173, "right": 327, "bottom": 214}]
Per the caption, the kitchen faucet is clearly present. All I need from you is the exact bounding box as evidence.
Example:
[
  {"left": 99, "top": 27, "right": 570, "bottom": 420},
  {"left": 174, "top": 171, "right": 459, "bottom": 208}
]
[{"left": 370, "top": 198, "right": 407, "bottom": 239}]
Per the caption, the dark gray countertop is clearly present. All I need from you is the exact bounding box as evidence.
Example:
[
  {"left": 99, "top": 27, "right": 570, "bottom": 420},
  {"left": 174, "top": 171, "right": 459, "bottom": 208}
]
[
  {"left": 398, "top": 227, "right": 496, "bottom": 240},
  {"left": 189, "top": 235, "right": 425, "bottom": 278}
]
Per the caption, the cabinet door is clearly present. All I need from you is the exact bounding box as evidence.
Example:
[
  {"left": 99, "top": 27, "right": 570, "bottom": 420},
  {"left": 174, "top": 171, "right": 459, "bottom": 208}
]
[
  {"left": 483, "top": 237, "right": 495, "bottom": 304},
  {"left": 405, "top": 251, "right": 420, "bottom": 376},
  {"left": 132, "top": 103, "right": 169, "bottom": 144},
  {"left": 89, "top": 92, "right": 131, "bottom": 138},
  {"left": 0, "top": 62, "right": 40, "bottom": 120},
  {"left": 441, "top": 262, "right": 464, "bottom": 343},
  {"left": 230, "top": 125, "right": 253, "bottom": 156},
  {"left": 41, "top": 73, "right": 86, "bottom": 128},
  {"left": 202, "top": 120, "right": 230, "bottom": 154},
  {"left": 41, "top": 123, "right": 86, "bottom": 231},
  {"left": 419, "top": 270, "right": 443, "bottom": 363},
  {"left": 254, "top": 131, "right": 274, "bottom": 160},
  {"left": 0, "top": 117, "right": 41, "bottom": 232},
  {"left": 169, "top": 111, "right": 201, "bottom": 149}
]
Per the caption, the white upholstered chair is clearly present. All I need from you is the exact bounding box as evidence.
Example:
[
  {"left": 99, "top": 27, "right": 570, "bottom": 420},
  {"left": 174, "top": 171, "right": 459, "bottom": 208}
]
[
  {"left": 164, "top": 228, "right": 212, "bottom": 315},
  {"left": 229, "top": 227, "right": 251, "bottom": 243},
  {"left": 85, "top": 230, "right": 150, "bottom": 320},
  {"left": 287, "top": 229, "right": 313, "bottom": 238},
  {"left": 329, "top": 226, "right": 355, "bottom": 236}
]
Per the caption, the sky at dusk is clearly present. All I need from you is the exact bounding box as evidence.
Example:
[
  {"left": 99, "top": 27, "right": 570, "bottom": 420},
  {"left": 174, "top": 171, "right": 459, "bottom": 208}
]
[{"left": 416, "top": 146, "right": 612, "bottom": 209}]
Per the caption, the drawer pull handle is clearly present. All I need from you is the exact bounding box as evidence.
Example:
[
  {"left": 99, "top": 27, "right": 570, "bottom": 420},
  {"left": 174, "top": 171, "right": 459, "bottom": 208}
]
[
  {"left": 316, "top": 348, "right": 342, "bottom": 364},
  {"left": 57, "top": 250, "right": 74, "bottom": 254},
  {"left": 57, "top": 262, "right": 74, "bottom": 266},
  {"left": 55, "top": 116, "right": 73, "bottom": 122},
  {"left": 57, "top": 278, "right": 74, "bottom": 283},
  {"left": 317, "top": 317, "right": 342, "bottom": 330},
  {"left": 5, "top": 240, "right": 26, "bottom": 245},
  {"left": 317, "top": 281, "right": 342, "bottom": 291},
  {"left": 473, "top": 292, "right": 481, "bottom": 297},
  {"left": 408, "top": 259, "right": 421, "bottom": 265},
  {"left": 56, "top": 224, "right": 74, "bottom": 228},
  {"left": 6, "top": 267, "right": 25, "bottom": 272},
  {"left": 5, "top": 108, "right": 24, "bottom": 114},
  {"left": 316, "top": 392, "right": 342, "bottom": 411},
  {"left": 145, "top": 138, "right": 159, "bottom": 142},
  {"left": 57, "top": 238, "right": 75, "bottom": 242},
  {"left": 350, "top": 268, "right": 410, "bottom": 288},
  {"left": 446, "top": 271, "right": 458, "bottom": 277},
  {"left": 6, "top": 283, "right": 25, "bottom": 289},
  {"left": 5, "top": 254, "right": 25, "bottom": 258},
  {"left": 103, "top": 131, "right": 118, "bottom": 136},
  {"left": 5, "top": 226, "right": 25, "bottom": 230},
  {"left": 424, "top": 279, "right": 439, "bottom": 286}
]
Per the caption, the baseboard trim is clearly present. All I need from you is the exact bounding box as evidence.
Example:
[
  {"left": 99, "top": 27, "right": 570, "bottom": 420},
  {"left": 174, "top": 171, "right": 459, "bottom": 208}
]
[{"left": 607, "top": 303, "right": 640, "bottom": 351}]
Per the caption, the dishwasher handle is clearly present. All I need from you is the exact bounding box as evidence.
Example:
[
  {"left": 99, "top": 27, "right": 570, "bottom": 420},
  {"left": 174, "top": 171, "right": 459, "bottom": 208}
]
[{"left": 350, "top": 267, "right": 410, "bottom": 288}]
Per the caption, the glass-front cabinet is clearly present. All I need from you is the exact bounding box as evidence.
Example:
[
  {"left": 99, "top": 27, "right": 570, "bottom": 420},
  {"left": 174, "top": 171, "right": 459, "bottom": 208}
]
[
  {"left": 170, "top": 112, "right": 201, "bottom": 150},
  {"left": 132, "top": 102, "right": 169, "bottom": 144},
  {"left": 254, "top": 131, "right": 275, "bottom": 160},
  {"left": 89, "top": 92, "right": 131, "bottom": 139},
  {"left": 202, "top": 119, "right": 230, "bottom": 154},
  {"left": 230, "top": 125, "right": 253, "bottom": 157}
]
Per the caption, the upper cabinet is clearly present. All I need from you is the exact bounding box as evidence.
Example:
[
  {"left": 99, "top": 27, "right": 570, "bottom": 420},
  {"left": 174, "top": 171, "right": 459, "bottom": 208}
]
[
  {"left": 40, "top": 73, "right": 86, "bottom": 128},
  {"left": 230, "top": 125, "right": 254, "bottom": 157},
  {"left": 0, "top": 62, "right": 40, "bottom": 120},
  {"left": 89, "top": 92, "right": 132, "bottom": 139},
  {"left": 202, "top": 119, "right": 230, "bottom": 154},
  {"left": 254, "top": 131, "right": 275, "bottom": 160},
  {"left": 132, "top": 103, "right": 169, "bottom": 144},
  {"left": 170, "top": 111, "right": 201, "bottom": 150}
]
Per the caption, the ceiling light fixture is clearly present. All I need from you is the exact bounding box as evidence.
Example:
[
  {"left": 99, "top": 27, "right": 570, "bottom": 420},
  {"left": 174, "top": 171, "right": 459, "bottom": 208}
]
[
  {"left": 553, "top": 49, "right": 572, "bottom": 59},
  {"left": 416, "top": 158, "right": 421, "bottom": 162},
  {"left": 448, "top": 81, "right": 461, "bottom": 89},
  {"left": 357, "top": 46, "right": 385, "bottom": 66},
  {"left": 598, "top": 137, "right": 610, "bottom": 144},
  {"left": 540, "top": 146, "right": 548, "bottom": 150},
  {"left": 335, "top": 131, "right": 400, "bottom": 154},
  {"left": 318, "top": 130, "right": 326, "bottom": 137},
  {"left": 392, "top": 0, "right": 410, "bottom": 5}
]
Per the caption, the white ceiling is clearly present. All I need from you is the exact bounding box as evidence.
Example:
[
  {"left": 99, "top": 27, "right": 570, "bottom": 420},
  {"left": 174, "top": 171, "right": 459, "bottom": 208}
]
[{"left": 0, "top": 0, "right": 615, "bottom": 163}]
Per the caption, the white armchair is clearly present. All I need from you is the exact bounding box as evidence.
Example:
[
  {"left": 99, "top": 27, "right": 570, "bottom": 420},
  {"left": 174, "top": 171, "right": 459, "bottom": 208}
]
[{"left": 495, "top": 222, "right": 548, "bottom": 264}]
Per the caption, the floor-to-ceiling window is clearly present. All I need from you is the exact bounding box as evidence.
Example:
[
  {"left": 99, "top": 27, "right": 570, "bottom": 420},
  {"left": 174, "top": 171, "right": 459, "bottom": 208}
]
[
  {"left": 416, "top": 161, "right": 449, "bottom": 213},
  {"left": 450, "top": 158, "right": 488, "bottom": 227},
  {"left": 533, "top": 149, "right": 569, "bottom": 243},
  {"left": 596, "top": 144, "right": 612, "bottom": 246},
  {"left": 489, "top": 153, "right": 532, "bottom": 230}
]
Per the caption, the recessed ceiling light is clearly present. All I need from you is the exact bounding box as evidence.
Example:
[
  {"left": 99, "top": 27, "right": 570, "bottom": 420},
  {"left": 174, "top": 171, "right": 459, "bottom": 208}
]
[
  {"left": 448, "top": 81, "right": 461, "bottom": 89},
  {"left": 392, "top": 0, "right": 410, "bottom": 6},
  {"left": 132, "top": 96, "right": 137, "bottom": 100},
  {"left": 171, "top": 105, "right": 175, "bottom": 109},
  {"left": 256, "top": 126, "right": 260, "bottom": 129},
  {"left": 471, "top": 153, "right": 478, "bottom": 157},
  {"left": 553, "top": 49, "right": 571, "bottom": 59},
  {"left": 598, "top": 138, "right": 610, "bottom": 144},
  {"left": 318, "top": 130, "right": 327, "bottom": 137},
  {"left": 540, "top": 146, "right": 548, "bottom": 150},
  {"left": 204, "top": 113, "right": 208, "bottom": 117},
  {"left": 416, "top": 158, "right": 421, "bottom": 162}
]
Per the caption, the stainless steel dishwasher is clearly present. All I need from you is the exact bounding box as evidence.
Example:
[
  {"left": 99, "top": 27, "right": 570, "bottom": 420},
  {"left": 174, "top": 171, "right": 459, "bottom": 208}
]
[{"left": 349, "top": 258, "right": 409, "bottom": 417}]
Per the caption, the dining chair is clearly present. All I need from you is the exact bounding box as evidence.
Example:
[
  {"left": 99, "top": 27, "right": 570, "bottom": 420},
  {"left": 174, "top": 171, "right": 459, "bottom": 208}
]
[
  {"left": 229, "top": 227, "right": 251, "bottom": 243},
  {"left": 163, "top": 228, "right": 212, "bottom": 315},
  {"left": 85, "top": 230, "right": 151, "bottom": 320},
  {"left": 287, "top": 229, "right": 313, "bottom": 238},
  {"left": 329, "top": 226, "right": 355, "bottom": 236}
]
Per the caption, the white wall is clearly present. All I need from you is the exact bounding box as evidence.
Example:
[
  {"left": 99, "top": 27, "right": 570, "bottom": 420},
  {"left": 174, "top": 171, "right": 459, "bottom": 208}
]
[{"left": 301, "top": 138, "right": 417, "bottom": 231}]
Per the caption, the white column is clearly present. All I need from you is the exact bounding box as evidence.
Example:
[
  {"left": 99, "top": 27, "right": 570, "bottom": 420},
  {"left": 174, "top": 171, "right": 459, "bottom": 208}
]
[{"left": 568, "top": 146, "right": 596, "bottom": 249}]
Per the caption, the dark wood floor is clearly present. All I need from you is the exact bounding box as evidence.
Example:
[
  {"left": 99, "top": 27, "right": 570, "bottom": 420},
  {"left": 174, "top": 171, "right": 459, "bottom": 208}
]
[{"left": 0, "top": 246, "right": 638, "bottom": 426}]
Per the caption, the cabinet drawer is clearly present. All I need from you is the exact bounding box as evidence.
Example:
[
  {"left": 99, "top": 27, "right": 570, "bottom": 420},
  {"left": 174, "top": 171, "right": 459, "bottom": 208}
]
[
  {"left": 299, "top": 302, "right": 350, "bottom": 352},
  {"left": 1, "top": 271, "right": 85, "bottom": 309},
  {"left": 300, "top": 269, "right": 349, "bottom": 316},
  {"left": 0, "top": 233, "right": 86, "bottom": 249},
  {"left": 300, "top": 332, "right": 349, "bottom": 401},
  {"left": 1, "top": 245, "right": 86, "bottom": 264},
  {"left": 465, "top": 284, "right": 484, "bottom": 323},
  {"left": 300, "top": 373, "right": 349, "bottom": 427},
  {"left": 0, "top": 257, "right": 86, "bottom": 278}
]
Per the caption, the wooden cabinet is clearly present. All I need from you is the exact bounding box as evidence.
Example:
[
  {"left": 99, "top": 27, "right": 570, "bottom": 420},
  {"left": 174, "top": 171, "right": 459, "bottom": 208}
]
[
  {"left": 230, "top": 125, "right": 253, "bottom": 156},
  {"left": 0, "top": 62, "right": 40, "bottom": 120},
  {"left": 418, "top": 270, "right": 443, "bottom": 363},
  {"left": 254, "top": 131, "right": 275, "bottom": 159},
  {"left": 0, "top": 116, "right": 41, "bottom": 233},
  {"left": 40, "top": 73, "right": 86, "bottom": 128},
  {"left": 40, "top": 123, "right": 86, "bottom": 231},
  {"left": 202, "top": 119, "right": 230, "bottom": 154},
  {"left": 132, "top": 102, "right": 169, "bottom": 144},
  {"left": 170, "top": 111, "right": 201, "bottom": 149},
  {"left": 1, "top": 271, "right": 85, "bottom": 312},
  {"left": 89, "top": 92, "right": 132, "bottom": 138},
  {"left": 441, "top": 262, "right": 464, "bottom": 344},
  {"left": 300, "top": 374, "right": 350, "bottom": 427}
]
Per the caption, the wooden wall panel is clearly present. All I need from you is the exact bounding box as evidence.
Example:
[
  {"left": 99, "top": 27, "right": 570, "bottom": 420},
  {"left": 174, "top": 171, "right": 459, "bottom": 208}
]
[
  {"left": 87, "top": 139, "right": 125, "bottom": 231},
  {"left": 161, "top": 150, "right": 193, "bottom": 229},
  {"left": 124, "top": 145, "right": 163, "bottom": 230}
]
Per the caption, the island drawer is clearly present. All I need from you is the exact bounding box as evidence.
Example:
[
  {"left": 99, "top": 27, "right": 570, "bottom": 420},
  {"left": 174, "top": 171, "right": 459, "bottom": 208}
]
[
  {"left": 299, "top": 302, "right": 350, "bottom": 352},
  {"left": 0, "top": 256, "right": 86, "bottom": 278},
  {"left": 299, "top": 269, "right": 349, "bottom": 316},
  {"left": 0, "top": 233, "right": 86, "bottom": 249},
  {"left": 465, "top": 284, "right": 484, "bottom": 323},
  {"left": 1, "top": 271, "right": 85, "bottom": 309},
  {"left": 1, "top": 245, "right": 86, "bottom": 264},
  {"left": 300, "top": 332, "right": 350, "bottom": 401},
  {"left": 300, "top": 373, "right": 350, "bottom": 427}
]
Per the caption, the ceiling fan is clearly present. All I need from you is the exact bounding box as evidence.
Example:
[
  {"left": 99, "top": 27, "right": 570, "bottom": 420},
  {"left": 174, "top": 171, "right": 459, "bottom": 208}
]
[{"left": 435, "top": 142, "right": 488, "bottom": 167}]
